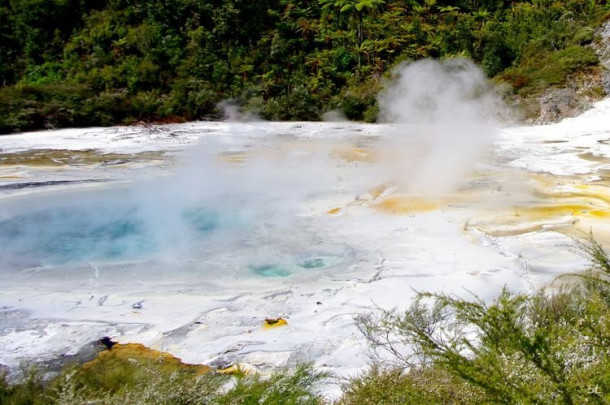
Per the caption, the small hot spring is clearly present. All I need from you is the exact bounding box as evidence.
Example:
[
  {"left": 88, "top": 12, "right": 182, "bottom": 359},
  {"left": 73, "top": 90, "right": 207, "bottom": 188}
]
[
  {"left": 249, "top": 255, "right": 345, "bottom": 278},
  {"left": 0, "top": 186, "right": 353, "bottom": 281},
  {"left": 0, "top": 203, "right": 223, "bottom": 267}
]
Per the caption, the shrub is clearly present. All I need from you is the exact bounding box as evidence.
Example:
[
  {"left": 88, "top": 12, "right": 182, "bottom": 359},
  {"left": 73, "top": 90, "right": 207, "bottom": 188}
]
[
  {"left": 130, "top": 90, "right": 164, "bottom": 120},
  {"left": 498, "top": 45, "right": 599, "bottom": 97},
  {"left": 572, "top": 27, "right": 596, "bottom": 45},
  {"left": 0, "top": 346, "right": 326, "bottom": 405},
  {"left": 353, "top": 234, "right": 610, "bottom": 404},
  {"left": 0, "top": 83, "right": 94, "bottom": 133},
  {"left": 482, "top": 42, "right": 515, "bottom": 78},
  {"left": 556, "top": 45, "right": 599, "bottom": 71},
  {"left": 263, "top": 86, "right": 323, "bottom": 121},
  {"left": 339, "top": 365, "right": 482, "bottom": 404},
  {"left": 215, "top": 363, "right": 327, "bottom": 405},
  {"left": 0, "top": 369, "right": 49, "bottom": 405},
  {"left": 334, "top": 78, "right": 380, "bottom": 121}
]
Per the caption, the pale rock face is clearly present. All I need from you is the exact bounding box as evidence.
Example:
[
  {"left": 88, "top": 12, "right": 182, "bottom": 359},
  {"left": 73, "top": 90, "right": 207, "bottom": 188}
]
[
  {"left": 537, "top": 86, "right": 595, "bottom": 124},
  {"left": 598, "top": 21, "right": 610, "bottom": 94},
  {"left": 596, "top": 21, "right": 610, "bottom": 68}
]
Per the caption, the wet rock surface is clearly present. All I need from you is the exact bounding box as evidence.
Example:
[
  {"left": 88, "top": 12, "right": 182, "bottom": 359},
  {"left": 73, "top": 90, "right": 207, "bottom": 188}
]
[
  {"left": 0, "top": 179, "right": 106, "bottom": 190},
  {"left": 35, "top": 338, "right": 112, "bottom": 382},
  {"left": 0, "top": 309, "right": 150, "bottom": 383}
]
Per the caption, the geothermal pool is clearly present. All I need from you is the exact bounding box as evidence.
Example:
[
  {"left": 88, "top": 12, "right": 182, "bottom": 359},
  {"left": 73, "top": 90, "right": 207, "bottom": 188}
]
[{"left": 2, "top": 71, "right": 610, "bottom": 396}]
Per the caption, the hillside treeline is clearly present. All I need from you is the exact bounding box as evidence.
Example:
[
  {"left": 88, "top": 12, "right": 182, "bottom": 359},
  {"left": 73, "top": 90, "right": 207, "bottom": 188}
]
[{"left": 0, "top": 0, "right": 608, "bottom": 133}]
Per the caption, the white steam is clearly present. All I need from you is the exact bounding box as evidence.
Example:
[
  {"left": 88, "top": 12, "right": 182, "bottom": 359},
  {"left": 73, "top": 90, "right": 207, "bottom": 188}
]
[
  {"left": 322, "top": 109, "right": 349, "bottom": 122},
  {"left": 217, "top": 100, "right": 260, "bottom": 122},
  {"left": 0, "top": 58, "right": 503, "bottom": 276},
  {"left": 378, "top": 58, "right": 499, "bottom": 196}
]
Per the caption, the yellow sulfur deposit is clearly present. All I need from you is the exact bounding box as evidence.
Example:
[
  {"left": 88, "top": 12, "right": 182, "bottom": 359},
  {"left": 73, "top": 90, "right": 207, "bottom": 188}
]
[
  {"left": 469, "top": 178, "right": 610, "bottom": 238},
  {"left": 217, "top": 363, "right": 258, "bottom": 375},
  {"left": 374, "top": 196, "right": 440, "bottom": 214},
  {"left": 368, "top": 183, "right": 392, "bottom": 199},
  {"left": 263, "top": 318, "right": 288, "bottom": 329},
  {"left": 586, "top": 210, "right": 610, "bottom": 218},
  {"left": 218, "top": 152, "right": 248, "bottom": 163},
  {"left": 326, "top": 207, "right": 342, "bottom": 215},
  {"left": 513, "top": 204, "right": 593, "bottom": 218},
  {"left": 331, "top": 147, "right": 375, "bottom": 163}
]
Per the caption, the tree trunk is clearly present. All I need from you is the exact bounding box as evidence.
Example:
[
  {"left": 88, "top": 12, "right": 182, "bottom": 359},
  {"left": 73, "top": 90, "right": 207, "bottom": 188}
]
[{"left": 357, "top": 10, "right": 363, "bottom": 77}]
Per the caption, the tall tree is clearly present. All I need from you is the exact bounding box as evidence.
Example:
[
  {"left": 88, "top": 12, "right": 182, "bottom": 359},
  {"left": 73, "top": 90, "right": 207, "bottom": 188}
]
[
  {"left": 319, "top": 0, "right": 385, "bottom": 47},
  {"left": 319, "top": 0, "right": 385, "bottom": 73}
]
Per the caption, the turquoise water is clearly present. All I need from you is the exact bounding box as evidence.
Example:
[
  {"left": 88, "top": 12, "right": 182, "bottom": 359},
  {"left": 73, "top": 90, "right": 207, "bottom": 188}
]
[
  {"left": 0, "top": 189, "right": 348, "bottom": 279},
  {"left": 183, "top": 207, "right": 219, "bottom": 233},
  {"left": 250, "top": 255, "right": 344, "bottom": 278},
  {"left": 299, "top": 258, "right": 327, "bottom": 269},
  {"left": 250, "top": 264, "right": 292, "bottom": 278},
  {"left": 0, "top": 204, "right": 223, "bottom": 266}
]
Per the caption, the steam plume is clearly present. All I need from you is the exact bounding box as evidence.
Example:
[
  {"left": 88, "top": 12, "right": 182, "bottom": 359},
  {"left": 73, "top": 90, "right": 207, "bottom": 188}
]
[{"left": 378, "top": 58, "right": 499, "bottom": 196}]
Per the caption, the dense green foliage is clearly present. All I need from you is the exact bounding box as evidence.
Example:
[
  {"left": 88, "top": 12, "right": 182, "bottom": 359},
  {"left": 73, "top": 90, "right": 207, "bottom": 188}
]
[
  {"left": 0, "top": 359, "right": 325, "bottom": 404},
  {"left": 0, "top": 0, "right": 608, "bottom": 133}
]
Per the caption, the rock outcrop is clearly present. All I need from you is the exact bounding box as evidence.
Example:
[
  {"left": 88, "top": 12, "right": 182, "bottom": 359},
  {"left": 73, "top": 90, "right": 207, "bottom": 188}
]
[
  {"left": 536, "top": 21, "right": 610, "bottom": 124},
  {"left": 594, "top": 21, "right": 610, "bottom": 92}
]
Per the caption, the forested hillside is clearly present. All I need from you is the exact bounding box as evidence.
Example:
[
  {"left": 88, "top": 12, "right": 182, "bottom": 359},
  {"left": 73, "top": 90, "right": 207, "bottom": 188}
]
[{"left": 1, "top": 0, "right": 608, "bottom": 133}]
